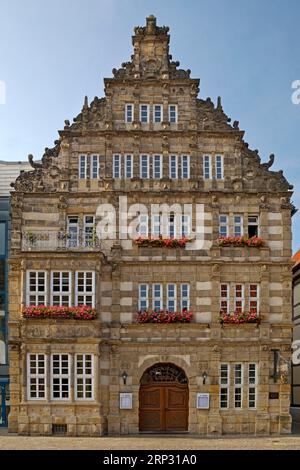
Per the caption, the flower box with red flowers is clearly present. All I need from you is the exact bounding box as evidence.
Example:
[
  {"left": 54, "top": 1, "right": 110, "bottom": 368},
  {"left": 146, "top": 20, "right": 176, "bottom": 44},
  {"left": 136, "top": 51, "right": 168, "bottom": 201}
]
[
  {"left": 219, "top": 310, "right": 261, "bottom": 325},
  {"left": 22, "top": 305, "right": 97, "bottom": 320},
  {"left": 217, "top": 236, "right": 265, "bottom": 248},
  {"left": 133, "top": 236, "right": 191, "bottom": 248},
  {"left": 137, "top": 310, "right": 193, "bottom": 323}
]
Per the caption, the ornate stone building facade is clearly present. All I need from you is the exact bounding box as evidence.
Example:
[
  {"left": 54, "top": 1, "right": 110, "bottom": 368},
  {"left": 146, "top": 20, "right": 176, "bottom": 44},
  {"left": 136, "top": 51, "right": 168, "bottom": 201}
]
[{"left": 8, "top": 16, "right": 294, "bottom": 436}]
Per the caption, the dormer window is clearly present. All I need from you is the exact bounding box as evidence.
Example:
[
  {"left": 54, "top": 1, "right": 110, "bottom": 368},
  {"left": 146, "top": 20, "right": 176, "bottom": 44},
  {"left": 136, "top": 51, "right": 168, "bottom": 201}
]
[
  {"left": 169, "top": 104, "right": 178, "bottom": 123},
  {"left": 125, "top": 104, "right": 134, "bottom": 123},
  {"left": 140, "top": 104, "right": 149, "bottom": 123}
]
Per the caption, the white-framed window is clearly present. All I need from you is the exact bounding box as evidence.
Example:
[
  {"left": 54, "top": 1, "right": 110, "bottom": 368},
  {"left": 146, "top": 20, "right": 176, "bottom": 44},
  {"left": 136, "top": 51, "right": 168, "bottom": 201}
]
[
  {"left": 79, "top": 155, "right": 87, "bottom": 179},
  {"left": 203, "top": 155, "right": 212, "bottom": 179},
  {"left": 248, "top": 363, "right": 257, "bottom": 408},
  {"left": 51, "top": 271, "right": 72, "bottom": 307},
  {"left": 139, "top": 284, "right": 148, "bottom": 311},
  {"left": 152, "top": 214, "right": 161, "bottom": 237},
  {"left": 67, "top": 216, "right": 79, "bottom": 248},
  {"left": 125, "top": 154, "right": 133, "bottom": 179},
  {"left": 233, "top": 215, "right": 243, "bottom": 237},
  {"left": 90, "top": 155, "right": 99, "bottom": 179},
  {"left": 140, "top": 154, "right": 150, "bottom": 179},
  {"left": 248, "top": 215, "right": 259, "bottom": 238},
  {"left": 219, "top": 215, "right": 228, "bottom": 237},
  {"left": 26, "top": 271, "right": 47, "bottom": 306},
  {"left": 215, "top": 155, "right": 224, "bottom": 180},
  {"left": 75, "top": 271, "right": 95, "bottom": 307},
  {"left": 249, "top": 284, "right": 259, "bottom": 314},
  {"left": 153, "top": 284, "right": 163, "bottom": 311},
  {"left": 75, "top": 354, "right": 94, "bottom": 400},
  {"left": 234, "top": 284, "right": 244, "bottom": 313},
  {"left": 220, "top": 363, "right": 229, "bottom": 409},
  {"left": 153, "top": 104, "right": 163, "bottom": 123},
  {"left": 169, "top": 104, "right": 178, "bottom": 123},
  {"left": 168, "top": 212, "right": 175, "bottom": 238},
  {"left": 153, "top": 154, "right": 163, "bottom": 179},
  {"left": 27, "top": 354, "right": 46, "bottom": 400},
  {"left": 181, "top": 155, "right": 190, "bottom": 179},
  {"left": 84, "top": 215, "right": 95, "bottom": 247},
  {"left": 182, "top": 215, "right": 190, "bottom": 238},
  {"left": 234, "top": 364, "right": 243, "bottom": 408},
  {"left": 220, "top": 284, "right": 229, "bottom": 314},
  {"left": 140, "top": 104, "right": 149, "bottom": 123},
  {"left": 51, "top": 354, "right": 71, "bottom": 400},
  {"left": 181, "top": 283, "right": 190, "bottom": 310},
  {"left": 169, "top": 155, "right": 178, "bottom": 179},
  {"left": 113, "top": 154, "right": 121, "bottom": 178},
  {"left": 167, "top": 284, "right": 177, "bottom": 312},
  {"left": 138, "top": 214, "right": 148, "bottom": 237},
  {"left": 125, "top": 103, "right": 134, "bottom": 123}
]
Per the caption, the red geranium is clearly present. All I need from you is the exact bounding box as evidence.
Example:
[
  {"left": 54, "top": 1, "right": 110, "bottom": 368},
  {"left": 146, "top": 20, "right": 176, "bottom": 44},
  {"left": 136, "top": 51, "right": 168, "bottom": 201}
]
[
  {"left": 22, "top": 305, "right": 97, "bottom": 320},
  {"left": 217, "top": 236, "right": 265, "bottom": 248},
  {"left": 137, "top": 309, "right": 193, "bottom": 323},
  {"left": 134, "top": 236, "right": 191, "bottom": 248},
  {"left": 219, "top": 310, "right": 260, "bottom": 324}
]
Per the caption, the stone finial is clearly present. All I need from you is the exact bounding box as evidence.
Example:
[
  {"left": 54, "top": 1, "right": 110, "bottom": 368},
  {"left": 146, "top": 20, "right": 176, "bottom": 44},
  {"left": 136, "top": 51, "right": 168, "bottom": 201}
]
[
  {"left": 217, "top": 96, "right": 222, "bottom": 110},
  {"left": 146, "top": 14, "right": 157, "bottom": 33},
  {"left": 83, "top": 95, "right": 89, "bottom": 109}
]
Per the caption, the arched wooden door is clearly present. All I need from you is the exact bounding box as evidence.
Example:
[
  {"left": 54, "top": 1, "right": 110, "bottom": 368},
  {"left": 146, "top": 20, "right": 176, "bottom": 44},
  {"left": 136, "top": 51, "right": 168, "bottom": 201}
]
[{"left": 139, "top": 363, "right": 188, "bottom": 432}]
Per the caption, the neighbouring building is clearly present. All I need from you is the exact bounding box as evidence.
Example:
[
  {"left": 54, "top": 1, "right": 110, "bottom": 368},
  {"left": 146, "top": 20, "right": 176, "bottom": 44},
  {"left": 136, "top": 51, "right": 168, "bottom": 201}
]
[
  {"left": 8, "top": 16, "right": 294, "bottom": 436},
  {"left": 0, "top": 160, "right": 31, "bottom": 427},
  {"left": 292, "top": 250, "right": 300, "bottom": 412}
]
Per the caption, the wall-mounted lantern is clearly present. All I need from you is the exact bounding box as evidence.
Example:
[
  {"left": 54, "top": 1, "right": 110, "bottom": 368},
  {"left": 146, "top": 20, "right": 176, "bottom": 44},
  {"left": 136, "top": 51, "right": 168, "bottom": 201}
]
[
  {"left": 202, "top": 371, "right": 208, "bottom": 385},
  {"left": 121, "top": 371, "right": 128, "bottom": 385}
]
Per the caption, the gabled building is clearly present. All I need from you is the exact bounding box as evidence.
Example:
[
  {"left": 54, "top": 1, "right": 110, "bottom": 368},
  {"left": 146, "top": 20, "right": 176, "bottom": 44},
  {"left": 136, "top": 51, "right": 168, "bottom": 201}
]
[{"left": 8, "top": 16, "right": 293, "bottom": 436}]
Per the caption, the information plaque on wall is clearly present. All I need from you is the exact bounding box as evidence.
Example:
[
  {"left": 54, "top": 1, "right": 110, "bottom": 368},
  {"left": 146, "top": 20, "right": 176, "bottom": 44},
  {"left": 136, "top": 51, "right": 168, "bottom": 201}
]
[
  {"left": 120, "top": 393, "right": 133, "bottom": 409},
  {"left": 197, "top": 393, "right": 210, "bottom": 409}
]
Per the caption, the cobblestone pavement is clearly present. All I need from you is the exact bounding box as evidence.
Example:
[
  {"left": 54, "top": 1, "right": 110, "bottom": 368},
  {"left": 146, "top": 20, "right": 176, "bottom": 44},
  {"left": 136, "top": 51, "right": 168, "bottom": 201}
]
[{"left": 1, "top": 432, "right": 300, "bottom": 450}]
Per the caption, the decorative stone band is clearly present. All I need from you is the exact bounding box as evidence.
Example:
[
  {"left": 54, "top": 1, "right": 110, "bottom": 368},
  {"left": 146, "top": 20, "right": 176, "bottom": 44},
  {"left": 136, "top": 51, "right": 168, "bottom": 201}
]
[{"left": 22, "top": 305, "right": 97, "bottom": 320}]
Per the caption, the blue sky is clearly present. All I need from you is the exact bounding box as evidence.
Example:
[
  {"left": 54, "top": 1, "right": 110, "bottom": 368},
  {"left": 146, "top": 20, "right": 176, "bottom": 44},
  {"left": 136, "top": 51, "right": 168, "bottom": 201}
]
[{"left": 0, "top": 0, "right": 299, "bottom": 249}]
